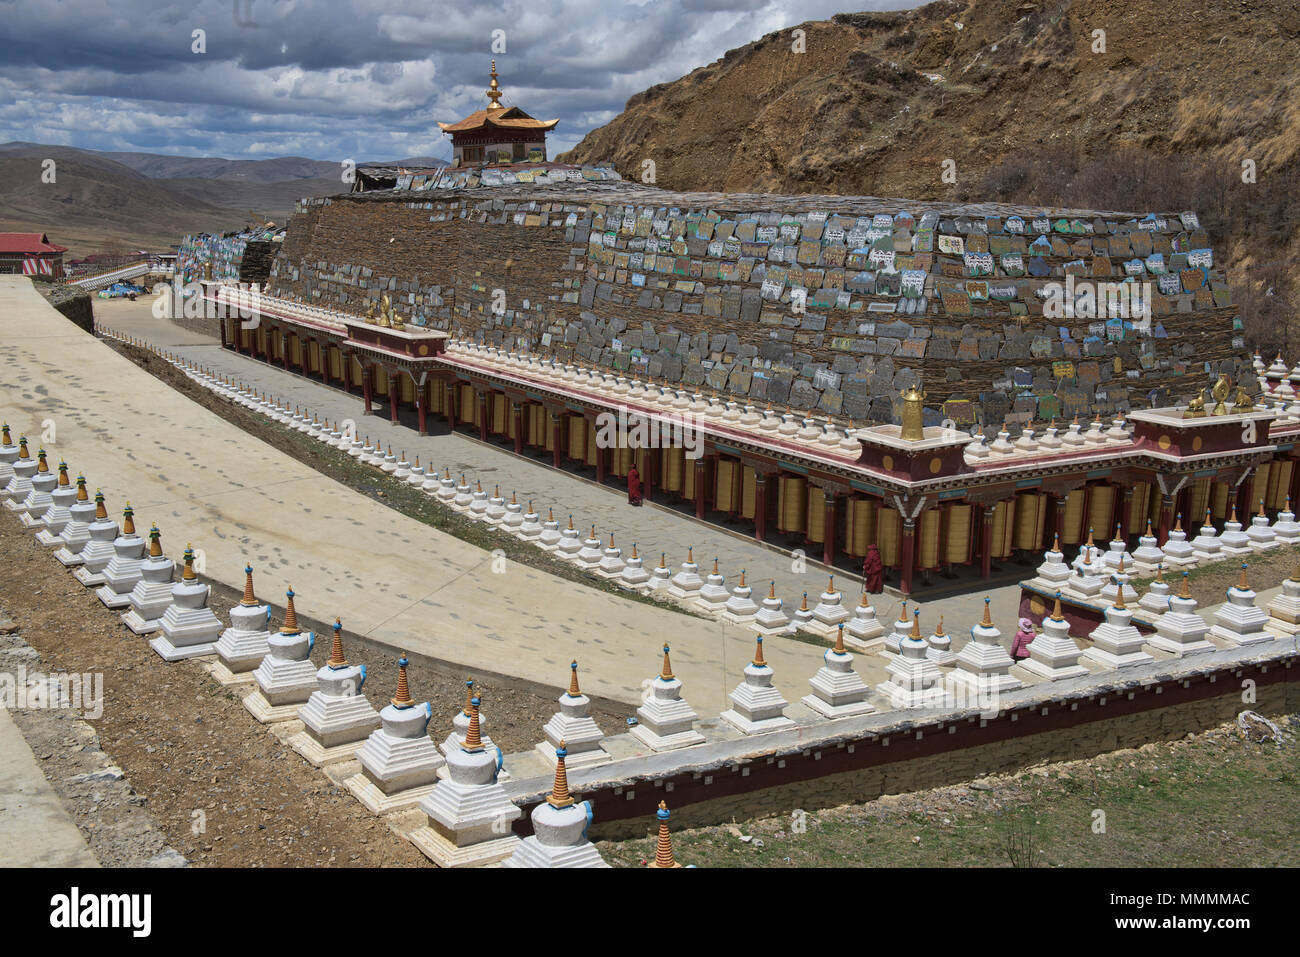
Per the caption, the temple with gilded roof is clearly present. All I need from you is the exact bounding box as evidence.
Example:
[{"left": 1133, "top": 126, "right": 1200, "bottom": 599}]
[{"left": 437, "top": 61, "right": 558, "bottom": 167}]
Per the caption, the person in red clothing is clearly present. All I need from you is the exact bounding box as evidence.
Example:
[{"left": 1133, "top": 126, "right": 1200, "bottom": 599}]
[
  {"left": 1010, "top": 617, "right": 1036, "bottom": 661},
  {"left": 627, "top": 464, "right": 642, "bottom": 506},
  {"left": 862, "top": 543, "right": 884, "bottom": 593}
]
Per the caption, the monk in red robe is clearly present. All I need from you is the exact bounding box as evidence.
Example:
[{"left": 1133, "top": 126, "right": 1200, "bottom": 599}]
[
  {"left": 627, "top": 464, "right": 642, "bottom": 506},
  {"left": 863, "top": 543, "right": 884, "bottom": 593}
]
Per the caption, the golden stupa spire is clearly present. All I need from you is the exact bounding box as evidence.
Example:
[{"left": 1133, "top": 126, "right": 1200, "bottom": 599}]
[
  {"left": 147, "top": 524, "right": 162, "bottom": 558},
  {"left": 548, "top": 740, "right": 575, "bottom": 808},
  {"left": 1113, "top": 578, "right": 1127, "bottom": 609},
  {"left": 567, "top": 660, "right": 581, "bottom": 696},
  {"left": 36, "top": 449, "right": 48, "bottom": 472},
  {"left": 392, "top": 655, "right": 415, "bottom": 708},
  {"left": 461, "top": 678, "right": 475, "bottom": 716},
  {"left": 1180, "top": 572, "right": 1192, "bottom": 599},
  {"left": 93, "top": 489, "right": 107, "bottom": 519},
  {"left": 74, "top": 475, "right": 87, "bottom": 501},
  {"left": 121, "top": 503, "right": 135, "bottom": 535},
  {"left": 648, "top": 801, "right": 682, "bottom": 868},
  {"left": 327, "top": 618, "right": 348, "bottom": 669},
  {"left": 181, "top": 544, "right": 197, "bottom": 581},
  {"left": 16, "top": 436, "right": 27, "bottom": 459},
  {"left": 240, "top": 565, "right": 257, "bottom": 605},
  {"left": 1237, "top": 563, "right": 1249, "bottom": 591},
  {"left": 834, "top": 623, "right": 846, "bottom": 654},
  {"left": 981, "top": 596, "right": 992, "bottom": 627},
  {"left": 660, "top": 643, "right": 674, "bottom": 680},
  {"left": 909, "top": 609, "right": 923, "bottom": 640},
  {"left": 281, "top": 587, "right": 300, "bottom": 634},
  {"left": 752, "top": 636, "right": 767, "bottom": 667},
  {"left": 463, "top": 696, "right": 484, "bottom": 751},
  {"left": 0, "top": 423, "right": 9, "bottom": 446},
  {"left": 56, "top": 461, "right": 69, "bottom": 486}
]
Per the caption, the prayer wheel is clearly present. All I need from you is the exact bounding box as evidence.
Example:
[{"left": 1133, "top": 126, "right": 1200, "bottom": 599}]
[
  {"left": 1125, "top": 482, "right": 1151, "bottom": 533},
  {"left": 350, "top": 356, "right": 364, "bottom": 386},
  {"left": 612, "top": 446, "right": 633, "bottom": 477},
  {"left": 1187, "top": 477, "right": 1211, "bottom": 524},
  {"left": 945, "top": 504, "right": 973, "bottom": 564},
  {"left": 740, "top": 466, "right": 756, "bottom": 520},
  {"left": 543, "top": 414, "right": 555, "bottom": 452},
  {"left": 289, "top": 334, "right": 302, "bottom": 367},
  {"left": 876, "top": 506, "right": 901, "bottom": 566},
  {"left": 682, "top": 453, "right": 696, "bottom": 500},
  {"left": 805, "top": 488, "right": 825, "bottom": 545},
  {"left": 1012, "top": 493, "right": 1046, "bottom": 551},
  {"left": 1061, "top": 489, "right": 1086, "bottom": 545},
  {"left": 328, "top": 346, "right": 342, "bottom": 380},
  {"left": 307, "top": 340, "right": 320, "bottom": 374},
  {"left": 374, "top": 366, "right": 390, "bottom": 398},
  {"left": 1268, "top": 460, "right": 1293, "bottom": 509},
  {"left": 585, "top": 420, "right": 598, "bottom": 467},
  {"left": 1086, "top": 485, "right": 1115, "bottom": 539},
  {"left": 1210, "top": 480, "right": 1229, "bottom": 520},
  {"left": 1147, "top": 484, "right": 1162, "bottom": 528},
  {"left": 778, "top": 476, "right": 807, "bottom": 534},
  {"left": 715, "top": 459, "right": 740, "bottom": 513},
  {"left": 989, "top": 500, "right": 1015, "bottom": 560},
  {"left": 429, "top": 380, "right": 444, "bottom": 413},
  {"left": 844, "top": 497, "right": 877, "bottom": 557},
  {"left": 507, "top": 403, "right": 517, "bottom": 441},
  {"left": 400, "top": 373, "right": 414, "bottom": 404},
  {"left": 918, "top": 507, "right": 941, "bottom": 569},
  {"left": 1248, "top": 464, "right": 1270, "bottom": 512},
  {"left": 458, "top": 383, "right": 474, "bottom": 417},
  {"left": 567, "top": 415, "right": 586, "bottom": 461},
  {"left": 528, "top": 404, "right": 545, "bottom": 445},
  {"left": 492, "top": 394, "right": 507, "bottom": 434},
  {"left": 662, "top": 447, "right": 684, "bottom": 494}
]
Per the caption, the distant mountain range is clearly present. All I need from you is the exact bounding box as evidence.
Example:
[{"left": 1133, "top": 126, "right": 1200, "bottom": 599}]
[{"left": 0, "top": 142, "right": 445, "bottom": 256}]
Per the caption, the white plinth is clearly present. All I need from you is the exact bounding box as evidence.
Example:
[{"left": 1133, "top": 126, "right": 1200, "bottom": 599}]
[
  {"left": 801, "top": 648, "right": 873, "bottom": 718},
  {"left": 1081, "top": 604, "right": 1155, "bottom": 668},
  {"left": 1017, "top": 614, "right": 1088, "bottom": 681},
  {"left": 719, "top": 661, "right": 794, "bottom": 734},
  {"left": 631, "top": 675, "right": 705, "bottom": 751}
]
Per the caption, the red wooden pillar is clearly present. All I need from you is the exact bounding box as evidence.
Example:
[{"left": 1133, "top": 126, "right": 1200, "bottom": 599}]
[
  {"left": 446, "top": 382, "right": 457, "bottom": 430},
  {"left": 900, "top": 512, "right": 917, "bottom": 597},
  {"left": 513, "top": 402, "right": 524, "bottom": 455},
  {"left": 342, "top": 350, "right": 352, "bottom": 392},
  {"left": 980, "top": 505, "right": 995, "bottom": 579},
  {"left": 754, "top": 473, "right": 769, "bottom": 542},
  {"left": 822, "top": 489, "right": 837, "bottom": 568},
  {"left": 1288, "top": 455, "right": 1300, "bottom": 511},
  {"left": 219, "top": 316, "right": 228, "bottom": 349},
  {"left": 1157, "top": 494, "right": 1176, "bottom": 546},
  {"left": 389, "top": 369, "right": 400, "bottom": 425},
  {"left": 694, "top": 459, "right": 706, "bottom": 520},
  {"left": 478, "top": 392, "right": 489, "bottom": 441},
  {"left": 551, "top": 413, "right": 562, "bottom": 469},
  {"left": 416, "top": 380, "right": 428, "bottom": 436},
  {"left": 362, "top": 363, "right": 373, "bottom": 415},
  {"left": 282, "top": 333, "right": 290, "bottom": 371}
]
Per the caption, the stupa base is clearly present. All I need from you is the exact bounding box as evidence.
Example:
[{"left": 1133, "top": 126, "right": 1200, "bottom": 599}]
[
  {"left": 718, "top": 709, "right": 796, "bottom": 736},
  {"left": 148, "top": 636, "right": 217, "bottom": 662},
  {"left": 800, "top": 694, "right": 874, "bottom": 719},
  {"left": 628, "top": 723, "right": 705, "bottom": 752},
  {"left": 241, "top": 690, "right": 310, "bottom": 724},
  {"left": 289, "top": 731, "right": 367, "bottom": 768},
  {"left": 202, "top": 659, "right": 259, "bottom": 688},
  {"left": 406, "top": 826, "right": 520, "bottom": 868},
  {"left": 343, "top": 773, "right": 437, "bottom": 815}
]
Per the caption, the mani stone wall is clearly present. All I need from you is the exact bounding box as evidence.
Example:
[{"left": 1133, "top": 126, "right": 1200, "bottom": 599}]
[{"left": 267, "top": 183, "right": 1248, "bottom": 430}]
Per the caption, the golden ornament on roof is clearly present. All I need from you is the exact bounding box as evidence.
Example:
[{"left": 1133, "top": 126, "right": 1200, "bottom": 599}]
[
  {"left": 1210, "top": 375, "right": 1231, "bottom": 416},
  {"left": 900, "top": 381, "right": 926, "bottom": 442}
]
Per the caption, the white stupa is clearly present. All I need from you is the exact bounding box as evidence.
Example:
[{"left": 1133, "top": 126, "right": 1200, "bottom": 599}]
[
  {"left": 1246, "top": 500, "right": 1279, "bottom": 549},
  {"left": 1080, "top": 587, "right": 1155, "bottom": 669},
  {"left": 34, "top": 465, "right": 80, "bottom": 545},
  {"left": 843, "top": 587, "right": 885, "bottom": 650},
  {"left": 501, "top": 492, "right": 525, "bottom": 532},
  {"left": 667, "top": 546, "right": 704, "bottom": 601},
  {"left": 55, "top": 488, "right": 112, "bottom": 567},
  {"left": 241, "top": 588, "right": 318, "bottom": 722},
  {"left": 647, "top": 552, "right": 673, "bottom": 592},
  {"left": 410, "top": 698, "right": 522, "bottom": 867},
  {"left": 120, "top": 525, "right": 176, "bottom": 635},
  {"left": 291, "top": 619, "right": 382, "bottom": 766},
  {"left": 695, "top": 557, "right": 729, "bottom": 611},
  {"left": 207, "top": 565, "right": 273, "bottom": 683},
  {"left": 595, "top": 533, "right": 626, "bottom": 578},
  {"left": 556, "top": 515, "right": 585, "bottom": 561},
  {"left": 1208, "top": 564, "right": 1273, "bottom": 646},
  {"left": 149, "top": 545, "right": 224, "bottom": 661},
  {"left": 619, "top": 543, "right": 651, "bottom": 591},
  {"left": 537, "top": 508, "right": 563, "bottom": 550},
  {"left": 502, "top": 744, "right": 609, "bottom": 868},
  {"left": 883, "top": 600, "right": 912, "bottom": 655},
  {"left": 1161, "top": 514, "right": 1197, "bottom": 568},
  {"left": 1, "top": 436, "right": 36, "bottom": 505},
  {"left": 1032, "top": 533, "right": 1072, "bottom": 590},
  {"left": 1272, "top": 496, "right": 1300, "bottom": 544},
  {"left": 451, "top": 474, "right": 474, "bottom": 510},
  {"left": 1100, "top": 524, "right": 1131, "bottom": 574},
  {"left": 1129, "top": 520, "right": 1166, "bottom": 574},
  {"left": 801, "top": 625, "right": 874, "bottom": 718},
  {"left": 719, "top": 637, "right": 796, "bottom": 735},
  {"left": 720, "top": 569, "right": 759, "bottom": 623},
  {"left": 1189, "top": 509, "right": 1222, "bottom": 562},
  {"left": 1070, "top": 551, "right": 1106, "bottom": 602},
  {"left": 1146, "top": 572, "right": 1215, "bottom": 656},
  {"left": 630, "top": 644, "right": 705, "bottom": 751},
  {"left": 441, "top": 679, "right": 499, "bottom": 759},
  {"left": 1137, "top": 565, "right": 1173, "bottom": 615},
  {"left": 1017, "top": 593, "right": 1089, "bottom": 681},
  {"left": 1218, "top": 506, "right": 1252, "bottom": 557},
  {"left": 926, "top": 616, "right": 957, "bottom": 666},
  {"left": 808, "top": 575, "right": 852, "bottom": 636},
  {"left": 94, "top": 507, "right": 148, "bottom": 608},
  {"left": 347, "top": 655, "right": 447, "bottom": 814},
  {"left": 484, "top": 485, "right": 507, "bottom": 525},
  {"left": 1099, "top": 554, "right": 1139, "bottom": 606},
  {"left": 43, "top": 473, "right": 94, "bottom": 551},
  {"left": 12, "top": 446, "right": 56, "bottom": 525},
  {"left": 1265, "top": 563, "right": 1300, "bottom": 637},
  {"left": 1071, "top": 529, "right": 1103, "bottom": 575},
  {"left": 946, "top": 598, "right": 1023, "bottom": 697},
  {"left": 517, "top": 501, "right": 543, "bottom": 540},
  {"left": 536, "top": 661, "right": 611, "bottom": 770},
  {"left": 791, "top": 591, "right": 816, "bottom": 631},
  {"left": 0, "top": 424, "right": 18, "bottom": 492},
  {"left": 468, "top": 479, "right": 490, "bottom": 518},
  {"left": 878, "top": 609, "right": 948, "bottom": 708}
]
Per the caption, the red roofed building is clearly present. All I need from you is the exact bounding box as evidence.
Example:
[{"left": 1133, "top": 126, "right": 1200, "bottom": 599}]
[
  {"left": 0, "top": 233, "right": 67, "bottom": 277},
  {"left": 438, "top": 61, "right": 558, "bottom": 167}
]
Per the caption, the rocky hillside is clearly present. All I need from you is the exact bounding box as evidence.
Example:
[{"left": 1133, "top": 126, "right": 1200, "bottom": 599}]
[{"left": 561, "top": 0, "right": 1300, "bottom": 349}]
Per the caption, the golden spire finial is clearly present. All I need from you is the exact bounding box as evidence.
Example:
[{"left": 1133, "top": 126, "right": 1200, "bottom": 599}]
[
  {"left": 548, "top": 740, "right": 575, "bottom": 808},
  {"left": 1155, "top": 564, "right": 1165, "bottom": 583},
  {"left": 1238, "top": 563, "right": 1249, "bottom": 591},
  {"left": 74, "top": 476, "right": 87, "bottom": 501},
  {"left": 463, "top": 697, "right": 484, "bottom": 751},
  {"left": 1113, "top": 579, "right": 1126, "bottom": 609},
  {"left": 36, "top": 449, "right": 48, "bottom": 473},
  {"left": 660, "top": 643, "right": 674, "bottom": 680},
  {"left": 56, "top": 461, "right": 69, "bottom": 486},
  {"left": 909, "top": 609, "right": 922, "bottom": 640},
  {"left": 1259, "top": 499, "right": 1268, "bottom": 518},
  {"left": 712, "top": 557, "right": 719, "bottom": 575},
  {"left": 486, "top": 59, "right": 504, "bottom": 112},
  {"left": 1052, "top": 591, "right": 1064, "bottom": 621},
  {"left": 93, "top": 489, "right": 107, "bottom": 520},
  {"left": 182, "top": 544, "right": 197, "bottom": 581},
  {"left": 834, "top": 623, "right": 846, "bottom": 654},
  {"left": 240, "top": 565, "right": 257, "bottom": 605},
  {"left": 1180, "top": 572, "right": 1192, "bottom": 599},
  {"left": 461, "top": 679, "right": 474, "bottom": 716},
  {"left": 1174, "top": 513, "right": 1184, "bottom": 532},
  {"left": 752, "top": 636, "right": 767, "bottom": 667},
  {"left": 738, "top": 568, "right": 746, "bottom": 587},
  {"left": 281, "top": 587, "right": 300, "bottom": 634},
  {"left": 121, "top": 503, "right": 135, "bottom": 536},
  {"left": 687, "top": 545, "right": 694, "bottom": 563},
  {"left": 768, "top": 580, "right": 776, "bottom": 599},
  {"left": 799, "top": 592, "right": 809, "bottom": 612},
  {"left": 631, "top": 542, "right": 639, "bottom": 560},
  {"left": 327, "top": 618, "right": 348, "bottom": 668},
  {"left": 392, "top": 654, "right": 415, "bottom": 708},
  {"left": 899, "top": 379, "right": 926, "bottom": 442},
  {"left": 981, "top": 596, "right": 992, "bottom": 627},
  {"left": 648, "top": 801, "right": 681, "bottom": 868},
  {"left": 567, "top": 660, "right": 581, "bottom": 696},
  {"left": 147, "top": 524, "right": 162, "bottom": 558}
]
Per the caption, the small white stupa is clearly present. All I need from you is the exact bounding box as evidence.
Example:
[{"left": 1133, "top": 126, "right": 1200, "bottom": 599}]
[
  {"left": 695, "top": 558, "right": 729, "bottom": 612},
  {"left": 946, "top": 598, "right": 1023, "bottom": 697},
  {"left": 791, "top": 592, "right": 816, "bottom": 631},
  {"left": 1, "top": 436, "right": 36, "bottom": 506},
  {"left": 0, "top": 424, "right": 18, "bottom": 492},
  {"left": 484, "top": 485, "right": 507, "bottom": 525},
  {"left": 1080, "top": 586, "right": 1155, "bottom": 669},
  {"left": 536, "top": 661, "right": 611, "bottom": 770},
  {"left": 630, "top": 644, "right": 705, "bottom": 751},
  {"left": 534, "top": 507, "right": 562, "bottom": 550},
  {"left": 43, "top": 474, "right": 94, "bottom": 551},
  {"left": 411, "top": 698, "right": 522, "bottom": 867},
  {"left": 451, "top": 474, "right": 474, "bottom": 510},
  {"left": 55, "top": 488, "right": 111, "bottom": 567},
  {"left": 883, "top": 600, "right": 912, "bottom": 655},
  {"left": 1218, "top": 506, "right": 1252, "bottom": 557},
  {"left": 647, "top": 552, "right": 673, "bottom": 591},
  {"left": 1207, "top": 564, "right": 1273, "bottom": 646},
  {"left": 1017, "top": 594, "right": 1089, "bottom": 681},
  {"left": 1161, "top": 514, "right": 1197, "bottom": 568},
  {"left": 291, "top": 619, "right": 382, "bottom": 766},
  {"left": 619, "top": 543, "right": 651, "bottom": 591},
  {"left": 926, "top": 616, "right": 956, "bottom": 666},
  {"left": 441, "top": 679, "right": 498, "bottom": 757},
  {"left": 94, "top": 508, "right": 149, "bottom": 608},
  {"left": 149, "top": 545, "right": 224, "bottom": 661},
  {"left": 556, "top": 515, "right": 585, "bottom": 561},
  {"left": 878, "top": 609, "right": 947, "bottom": 709},
  {"left": 1070, "top": 551, "right": 1106, "bottom": 602},
  {"left": 721, "top": 569, "right": 759, "bottom": 623},
  {"left": 207, "top": 565, "right": 273, "bottom": 683},
  {"left": 242, "top": 588, "right": 318, "bottom": 722},
  {"left": 1272, "top": 496, "right": 1300, "bottom": 544},
  {"left": 752, "top": 581, "right": 794, "bottom": 636},
  {"left": 843, "top": 588, "right": 885, "bottom": 650},
  {"left": 1032, "top": 533, "right": 1072, "bottom": 590},
  {"left": 1246, "top": 500, "right": 1279, "bottom": 550},
  {"left": 1099, "top": 554, "right": 1139, "bottom": 606},
  {"left": 595, "top": 533, "right": 626, "bottom": 578},
  {"left": 34, "top": 466, "right": 80, "bottom": 545},
  {"left": 808, "top": 575, "right": 852, "bottom": 636},
  {"left": 1130, "top": 520, "right": 1166, "bottom": 574},
  {"left": 1265, "top": 563, "right": 1300, "bottom": 637},
  {"left": 120, "top": 525, "right": 176, "bottom": 635},
  {"left": 1189, "top": 509, "right": 1222, "bottom": 562},
  {"left": 22, "top": 457, "right": 68, "bottom": 531},
  {"left": 801, "top": 625, "right": 874, "bottom": 718},
  {"left": 1100, "top": 524, "right": 1131, "bottom": 574},
  {"left": 502, "top": 492, "right": 525, "bottom": 532},
  {"left": 516, "top": 500, "right": 542, "bottom": 540},
  {"left": 1138, "top": 565, "right": 1173, "bottom": 615},
  {"left": 74, "top": 502, "right": 135, "bottom": 588},
  {"left": 668, "top": 546, "right": 704, "bottom": 601},
  {"left": 348, "top": 655, "right": 447, "bottom": 813},
  {"left": 1071, "top": 529, "right": 1102, "bottom": 575},
  {"left": 468, "top": 479, "right": 490, "bottom": 518},
  {"left": 719, "top": 637, "right": 796, "bottom": 735},
  {"left": 1146, "top": 572, "right": 1215, "bottom": 656},
  {"left": 502, "top": 743, "right": 609, "bottom": 868}
]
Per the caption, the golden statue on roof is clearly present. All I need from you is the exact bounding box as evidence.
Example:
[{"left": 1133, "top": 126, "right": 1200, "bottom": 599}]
[
  {"left": 1210, "top": 374, "right": 1232, "bottom": 416},
  {"left": 486, "top": 59, "right": 503, "bottom": 112},
  {"left": 900, "top": 380, "right": 926, "bottom": 442}
]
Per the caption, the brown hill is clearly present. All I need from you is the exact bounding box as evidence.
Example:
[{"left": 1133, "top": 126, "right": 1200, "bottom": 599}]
[{"left": 560, "top": 0, "right": 1300, "bottom": 350}]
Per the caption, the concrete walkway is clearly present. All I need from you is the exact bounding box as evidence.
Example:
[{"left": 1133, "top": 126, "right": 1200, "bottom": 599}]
[{"left": 0, "top": 707, "right": 98, "bottom": 866}]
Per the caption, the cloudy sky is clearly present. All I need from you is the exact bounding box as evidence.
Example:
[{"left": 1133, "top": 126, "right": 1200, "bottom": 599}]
[{"left": 0, "top": 0, "right": 912, "bottom": 164}]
